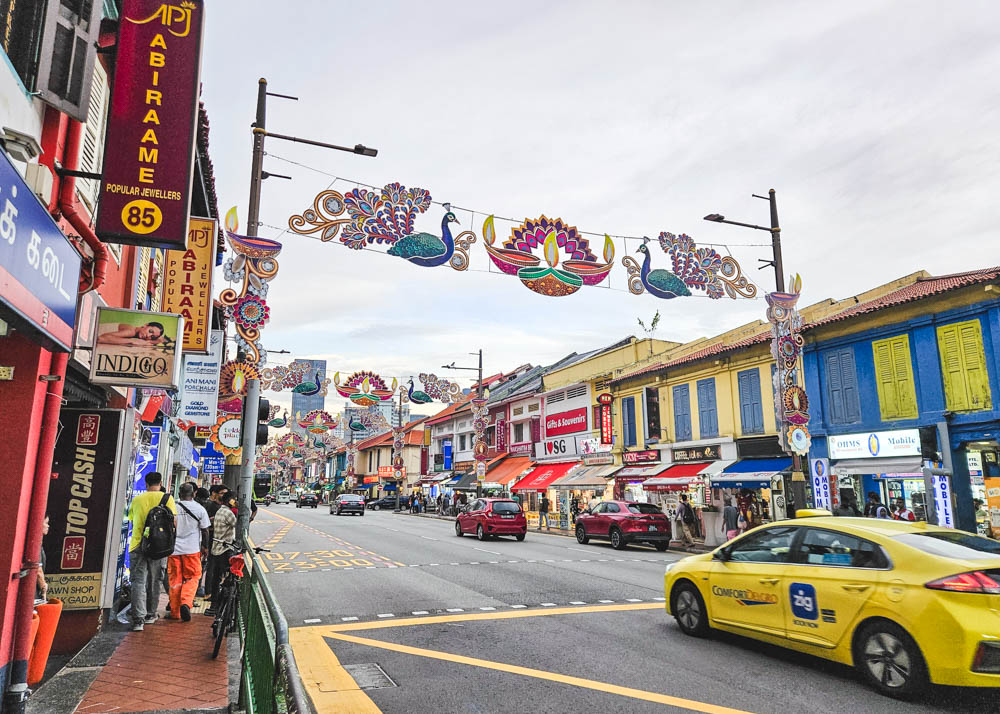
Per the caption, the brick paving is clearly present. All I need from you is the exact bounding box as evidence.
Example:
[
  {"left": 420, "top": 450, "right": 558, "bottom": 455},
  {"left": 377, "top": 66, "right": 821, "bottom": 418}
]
[{"left": 73, "top": 595, "right": 227, "bottom": 713}]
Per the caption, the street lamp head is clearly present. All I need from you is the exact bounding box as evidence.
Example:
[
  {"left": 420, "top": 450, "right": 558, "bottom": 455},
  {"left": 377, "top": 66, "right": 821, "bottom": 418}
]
[
  {"left": 354, "top": 144, "right": 378, "bottom": 157},
  {"left": 442, "top": 362, "right": 456, "bottom": 369},
  {"left": 703, "top": 214, "right": 725, "bottom": 222}
]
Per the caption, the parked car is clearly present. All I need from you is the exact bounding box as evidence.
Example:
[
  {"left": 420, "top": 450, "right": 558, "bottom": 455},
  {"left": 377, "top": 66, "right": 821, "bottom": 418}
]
[
  {"left": 296, "top": 492, "right": 319, "bottom": 508},
  {"left": 275, "top": 491, "right": 291, "bottom": 505},
  {"left": 367, "top": 495, "right": 399, "bottom": 511},
  {"left": 330, "top": 493, "right": 365, "bottom": 516},
  {"left": 575, "top": 500, "right": 671, "bottom": 550},
  {"left": 455, "top": 498, "right": 527, "bottom": 541}
]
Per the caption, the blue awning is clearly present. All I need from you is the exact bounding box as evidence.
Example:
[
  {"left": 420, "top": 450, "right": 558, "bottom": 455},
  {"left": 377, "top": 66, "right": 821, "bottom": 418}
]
[
  {"left": 711, "top": 458, "right": 792, "bottom": 489},
  {"left": 383, "top": 482, "right": 397, "bottom": 492}
]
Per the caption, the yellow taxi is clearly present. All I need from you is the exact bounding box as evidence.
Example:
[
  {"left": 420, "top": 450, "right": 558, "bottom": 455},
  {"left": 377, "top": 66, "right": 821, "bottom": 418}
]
[{"left": 663, "top": 511, "right": 1000, "bottom": 698}]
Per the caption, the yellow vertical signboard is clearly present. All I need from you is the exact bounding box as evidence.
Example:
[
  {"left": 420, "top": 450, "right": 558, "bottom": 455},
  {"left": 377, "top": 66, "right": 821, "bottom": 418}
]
[{"left": 162, "top": 217, "right": 217, "bottom": 353}]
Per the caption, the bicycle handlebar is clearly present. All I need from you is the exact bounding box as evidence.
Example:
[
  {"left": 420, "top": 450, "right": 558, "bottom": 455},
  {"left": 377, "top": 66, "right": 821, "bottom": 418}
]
[{"left": 211, "top": 538, "right": 270, "bottom": 554}]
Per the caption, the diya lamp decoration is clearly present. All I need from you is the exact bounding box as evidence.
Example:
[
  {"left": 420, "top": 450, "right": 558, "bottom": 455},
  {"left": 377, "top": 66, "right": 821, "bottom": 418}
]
[{"left": 333, "top": 371, "right": 397, "bottom": 407}]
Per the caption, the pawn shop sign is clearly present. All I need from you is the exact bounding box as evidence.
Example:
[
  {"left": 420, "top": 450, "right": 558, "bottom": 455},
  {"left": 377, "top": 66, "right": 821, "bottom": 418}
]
[{"left": 96, "top": 0, "right": 205, "bottom": 249}]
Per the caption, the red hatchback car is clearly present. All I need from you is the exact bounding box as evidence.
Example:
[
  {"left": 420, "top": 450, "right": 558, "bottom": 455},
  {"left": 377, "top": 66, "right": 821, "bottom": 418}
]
[
  {"left": 455, "top": 498, "right": 527, "bottom": 541},
  {"left": 575, "top": 500, "right": 671, "bottom": 550}
]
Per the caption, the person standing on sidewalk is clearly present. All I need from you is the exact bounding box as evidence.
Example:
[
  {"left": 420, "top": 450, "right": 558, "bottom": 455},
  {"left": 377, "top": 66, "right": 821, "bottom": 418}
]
[
  {"left": 538, "top": 494, "right": 550, "bottom": 530},
  {"left": 676, "top": 494, "right": 695, "bottom": 547},
  {"left": 199, "top": 485, "right": 226, "bottom": 599},
  {"left": 206, "top": 493, "right": 238, "bottom": 615},
  {"left": 127, "top": 472, "right": 176, "bottom": 631},
  {"left": 169, "top": 483, "right": 210, "bottom": 621},
  {"left": 721, "top": 499, "right": 740, "bottom": 542}
]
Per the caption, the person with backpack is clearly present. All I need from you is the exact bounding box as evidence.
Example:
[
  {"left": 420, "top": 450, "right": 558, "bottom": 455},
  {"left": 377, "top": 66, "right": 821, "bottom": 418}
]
[
  {"left": 127, "top": 471, "right": 176, "bottom": 631},
  {"left": 676, "top": 494, "right": 696, "bottom": 546},
  {"left": 168, "top": 483, "right": 211, "bottom": 622},
  {"left": 538, "top": 494, "right": 550, "bottom": 530},
  {"left": 864, "top": 491, "right": 891, "bottom": 519}
]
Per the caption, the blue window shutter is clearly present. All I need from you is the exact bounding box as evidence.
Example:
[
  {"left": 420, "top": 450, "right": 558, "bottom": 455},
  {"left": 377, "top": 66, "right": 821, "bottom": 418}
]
[
  {"left": 697, "top": 378, "right": 718, "bottom": 438},
  {"left": 738, "top": 368, "right": 764, "bottom": 435},
  {"left": 839, "top": 348, "right": 861, "bottom": 423},
  {"left": 673, "top": 385, "right": 691, "bottom": 441},
  {"left": 749, "top": 370, "right": 763, "bottom": 433},
  {"left": 824, "top": 350, "right": 845, "bottom": 424},
  {"left": 622, "top": 397, "right": 636, "bottom": 447}
]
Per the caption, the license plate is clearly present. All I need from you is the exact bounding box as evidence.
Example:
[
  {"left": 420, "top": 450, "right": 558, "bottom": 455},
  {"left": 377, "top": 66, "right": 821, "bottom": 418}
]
[
  {"left": 648, "top": 525, "right": 658, "bottom": 532},
  {"left": 501, "top": 514, "right": 514, "bottom": 519}
]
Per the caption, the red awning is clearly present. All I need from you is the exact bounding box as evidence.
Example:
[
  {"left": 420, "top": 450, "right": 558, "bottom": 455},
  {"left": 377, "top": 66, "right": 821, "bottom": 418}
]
[
  {"left": 642, "top": 462, "right": 709, "bottom": 492},
  {"left": 511, "top": 462, "right": 578, "bottom": 492},
  {"left": 487, "top": 456, "right": 533, "bottom": 486}
]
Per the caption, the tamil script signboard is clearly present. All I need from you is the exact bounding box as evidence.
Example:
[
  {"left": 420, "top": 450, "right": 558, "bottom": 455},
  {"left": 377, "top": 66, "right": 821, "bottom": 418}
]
[
  {"left": 0, "top": 150, "right": 82, "bottom": 351},
  {"left": 177, "top": 329, "right": 223, "bottom": 425},
  {"left": 96, "top": 0, "right": 205, "bottom": 249}
]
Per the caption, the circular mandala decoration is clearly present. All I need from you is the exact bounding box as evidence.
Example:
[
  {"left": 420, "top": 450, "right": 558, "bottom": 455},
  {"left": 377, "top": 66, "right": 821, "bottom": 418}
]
[
  {"left": 210, "top": 415, "right": 243, "bottom": 456},
  {"left": 230, "top": 294, "right": 270, "bottom": 331},
  {"left": 220, "top": 360, "right": 261, "bottom": 398},
  {"left": 787, "top": 425, "right": 812, "bottom": 455},
  {"left": 777, "top": 334, "right": 800, "bottom": 361}
]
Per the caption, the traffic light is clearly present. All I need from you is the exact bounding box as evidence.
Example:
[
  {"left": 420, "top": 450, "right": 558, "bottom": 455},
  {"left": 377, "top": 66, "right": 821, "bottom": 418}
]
[{"left": 256, "top": 397, "right": 270, "bottom": 446}]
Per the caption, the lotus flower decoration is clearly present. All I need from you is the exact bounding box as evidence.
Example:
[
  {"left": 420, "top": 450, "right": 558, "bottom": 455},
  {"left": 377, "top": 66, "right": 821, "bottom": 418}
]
[
  {"left": 297, "top": 409, "right": 339, "bottom": 434},
  {"left": 230, "top": 294, "right": 270, "bottom": 331},
  {"left": 333, "top": 371, "right": 397, "bottom": 406}
]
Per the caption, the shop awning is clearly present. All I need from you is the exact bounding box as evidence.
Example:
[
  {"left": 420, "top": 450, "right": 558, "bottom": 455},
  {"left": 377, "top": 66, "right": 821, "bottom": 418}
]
[
  {"left": 711, "top": 457, "right": 792, "bottom": 488},
  {"left": 486, "top": 456, "right": 533, "bottom": 486},
  {"left": 616, "top": 463, "right": 671, "bottom": 479},
  {"left": 831, "top": 457, "right": 923, "bottom": 476},
  {"left": 511, "top": 462, "right": 578, "bottom": 492},
  {"left": 552, "top": 464, "right": 620, "bottom": 489},
  {"left": 643, "top": 462, "right": 709, "bottom": 491},
  {"left": 699, "top": 460, "right": 735, "bottom": 476},
  {"left": 448, "top": 472, "right": 480, "bottom": 490}
]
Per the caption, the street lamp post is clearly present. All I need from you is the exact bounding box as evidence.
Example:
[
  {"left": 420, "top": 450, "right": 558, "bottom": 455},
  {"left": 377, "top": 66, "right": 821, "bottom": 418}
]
[
  {"left": 443, "top": 350, "right": 485, "bottom": 497},
  {"left": 704, "top": 190, "right": 807, "bottom": 514}
]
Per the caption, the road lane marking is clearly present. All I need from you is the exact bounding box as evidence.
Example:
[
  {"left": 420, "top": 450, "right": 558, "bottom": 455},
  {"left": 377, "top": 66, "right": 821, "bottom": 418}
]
[
  {"left": 421, "top": 536, "right": 438, "bottom": 541},
  {"left": 377, "top": 614, "right": 394, "bottom": 618},
  {"left": 412, "top": 611, "right": 429, "bottom": 615},
  {"left": 342, "top": 617, "right": 359, "bottom": 621},
  {"left": 569, "top": 601, "right": 585, "bottom": 605},
  {"left": 626, "top": 598, "right": 642, "bottom": 602},
  {"left": 541, "top": 602, "right": 556, "bottom": 607},
  {"left": 565, "top": 547, "right": 593, "bottom": 554},
  {"left": 599, "top": 599, "right": 614, "bottom": 603},
  {"left": 320, "top": 631, "right": 751, "bottom": 714},
  {"left": 473, "top": 547, "right": 501, "bottom": 555},
  {"left": 289, "top": 627, "right": 381, "bottom": 714},
  {"left": 304, "top": 618, "right": 322, "bottom": 624},
  {"left": 446, "top": 608, "right": 463, "bottom": 612}
]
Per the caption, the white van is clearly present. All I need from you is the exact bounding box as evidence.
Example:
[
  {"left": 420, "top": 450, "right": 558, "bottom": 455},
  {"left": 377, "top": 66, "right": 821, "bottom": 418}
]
[{"left": 275, "top": 491, "right": 291, "bottom": 505}]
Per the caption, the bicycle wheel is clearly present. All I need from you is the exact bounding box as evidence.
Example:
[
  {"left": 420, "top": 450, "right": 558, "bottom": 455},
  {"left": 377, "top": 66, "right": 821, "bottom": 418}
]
[{"left": 212, "top": 595, "right": 230, "bottom": 659}]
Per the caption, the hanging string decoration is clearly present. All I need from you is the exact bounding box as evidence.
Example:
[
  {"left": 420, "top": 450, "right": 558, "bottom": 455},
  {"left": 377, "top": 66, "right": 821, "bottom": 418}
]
[
  {"left": 288, "top": 184, "right": 476, "bottom": 271},
  {"left": 483, "top": 215, "right": 615, "bottom": 297},
  {"left": 260, "top": 359, "right": 331, "bottom": 396},
  {"left": 333, "top": 371, "right": 397, "bottom": 407},
  {"left": 219, "top": 208, "right": 281, "bottom": 364},
  {"left": 766, "top": 274, "right": 810, "bottom": 455},
  {"left": 621, "top": 233, "right": 757, "bottom": 300}
]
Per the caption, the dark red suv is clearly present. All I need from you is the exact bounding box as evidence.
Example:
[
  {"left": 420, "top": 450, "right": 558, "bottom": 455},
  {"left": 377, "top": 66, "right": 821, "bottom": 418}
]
[
  {"left": 575, "top": 500, "right": 671, "bottom": 550},
  {"left": 455, "top": 498, "right": 527, "bottom": 541}
]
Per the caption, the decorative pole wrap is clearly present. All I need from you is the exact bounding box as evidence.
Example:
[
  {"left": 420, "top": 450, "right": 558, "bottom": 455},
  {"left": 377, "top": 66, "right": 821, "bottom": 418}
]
[
  {"left": 472, "top": 398, "right": 489, "bottom": 483},
  {"left": 765, "top": 273, "right": 811, "bottom": 457}
]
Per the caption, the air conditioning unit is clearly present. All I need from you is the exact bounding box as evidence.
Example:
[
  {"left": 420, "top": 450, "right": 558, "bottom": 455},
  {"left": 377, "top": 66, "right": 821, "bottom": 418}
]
[{"left": 23, "top": 162, "right": 54, "bottom": 204}]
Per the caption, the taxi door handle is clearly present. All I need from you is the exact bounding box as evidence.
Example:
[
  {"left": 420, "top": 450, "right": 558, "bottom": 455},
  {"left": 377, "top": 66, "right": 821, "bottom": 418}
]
[
  {"left": 758, "top": 577, "right": 780, "bottom": 585},
  {"left": 841, "top": 584, "right": 870, "bottom": 592}
]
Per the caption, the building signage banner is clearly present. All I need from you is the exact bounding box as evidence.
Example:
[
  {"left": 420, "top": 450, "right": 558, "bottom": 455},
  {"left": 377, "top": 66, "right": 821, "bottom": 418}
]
[
  {"left": 582, "top": 453, "right": 615, "bottom": 465},
  {"left": 495, "top": 417, "right": 507, "bottom": 453},
  {"left": 178, "top": 329, "right": 222, "bottom": 425},
  {"left": 508, "top": 442, "right": 532, "bottom": 456},
  {"left": 90, "top": 307, "right": 183, "bottom": 389},
  {"left": 828, "top": 429, "right": 921, "bottom": 459},
  {"left": 95, "top": 0, "right": 205, "bottom": 249},
  {"left": 545, "top": 407, "right": 588, "bottom": 437},
  {"left": 443, "top": 439, "right": 453, "bottom": 470},
  {"left": 623, "top": 449, "right": 659, "bottom": 464},
  {"left": 0, "top": 150, "right": 82, "bottom": 351},
  {"left": 202, "top": 455, "right": 225, "bottom": 474},
  {"left": 45, "top": 409, "right": 124, "bottom": 609},
  {"left": 672, "top": 444, "right": 721, "bottom": 462},
  {"left": 162, "top": 217, "right": 216, "bottom": 352},
  {"left": 536, "top": 435, "right": 578, "bottom": 459},
  {"left": 810, "top": 458, "right": 832, "bottom": 510},
  {"left": 579, "top": 438, "right": 612, "bottom": 455},
  {"left": 932, "top": 474, "right": 955, "bottom": 529}
]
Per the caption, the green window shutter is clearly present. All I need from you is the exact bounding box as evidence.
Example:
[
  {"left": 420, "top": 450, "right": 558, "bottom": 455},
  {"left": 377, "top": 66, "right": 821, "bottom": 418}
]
[
  {"left": 937, "top": 324, "right": 969, "bottom": 411},
  {"left": 891, "top": 336, "right": 918, "bottom": 419},
  {"left": 873, "top": 338, "right": 899, "bottom": 419},
  {"left": 959, "top": 321, "right": 992, "bottom": 410}
]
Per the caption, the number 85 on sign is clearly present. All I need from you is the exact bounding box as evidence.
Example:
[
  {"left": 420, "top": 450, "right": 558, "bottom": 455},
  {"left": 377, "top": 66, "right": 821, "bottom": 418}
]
[{"left": 121, "top": 200, "right": 163, "bottom": 234}]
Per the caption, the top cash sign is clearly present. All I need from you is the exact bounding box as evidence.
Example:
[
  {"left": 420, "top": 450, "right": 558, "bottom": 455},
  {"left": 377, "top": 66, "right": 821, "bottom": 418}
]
[{"left": 96, "top": 1, "right": 204, "bottom": 250}]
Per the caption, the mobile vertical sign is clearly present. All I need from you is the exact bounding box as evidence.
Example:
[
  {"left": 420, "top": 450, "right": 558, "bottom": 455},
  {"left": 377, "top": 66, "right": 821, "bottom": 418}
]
[
  {"left": 44, "top": 409, "right": 128, "bottom": 610},
  {"left": 95, "top": 0, "right": 205, "bottom": 249}
]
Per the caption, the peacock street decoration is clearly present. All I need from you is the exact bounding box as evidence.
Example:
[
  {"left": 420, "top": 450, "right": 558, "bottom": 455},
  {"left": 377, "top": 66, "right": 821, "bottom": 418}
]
[
  {"left": 766, "top": 273, "right": 811, "bottom": 455},
  {"left": 348, "top": 414, "right": 367, "bottom": 432},
  {"left": 333, "top": 371, "right": 397, "bottom": 407},
  {"left": 219, "top": 208, "right": 282, "bottom": 365},
  {"left": 267, "top": 409, "right": 288, "bottom": 428},
  {"left": 287, "top": 184, "right": 475, "bottom": 271},
  {"left": 405, "top": 379, "right": 433, "bottom": 404},
  {"left": 483, "top": 215, "right": 615, "bottom": 297},
  {"left": 401, "top": 373, "right": 463, "bottom": 404},
  {"left": 621, "top": 233, "right": 757, "bottom": 301},
  {"left": 260, "top": 359, "right": 331, "bottom": 397}
]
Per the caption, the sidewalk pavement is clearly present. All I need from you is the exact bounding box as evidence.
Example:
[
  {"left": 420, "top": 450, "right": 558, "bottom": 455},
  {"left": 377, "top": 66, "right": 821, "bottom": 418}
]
[
  {"left": 28, "top": 592, "right": 236, "bottom": 714},
  {"left": 402, "top": 510, "right": 713, "bottom": 553}
]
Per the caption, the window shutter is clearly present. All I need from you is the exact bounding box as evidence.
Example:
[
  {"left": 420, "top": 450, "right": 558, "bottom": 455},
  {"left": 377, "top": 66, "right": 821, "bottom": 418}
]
[
  {"left": 35, "top": 0, "right": 102, "bottom": 122},
  {"left": 959, "top": 321, "right": 992, "bottom": 410},
  {"left": 673, "top": 385, "right": 691, "bottom": 441},
  {"left": 937, "top": 324, "right": 969, "bottom": 411},
  {"left": 697, "top": 378, "right": 718, "bottom": 438},
  {"left": 77, "top": 58, "right": 108, "bottom": 211},
  {"left": 738, "top": 371, "right": 753, "bottom": 433},
  {"left": 839, "top": 348, "right": 861, "bottom": 423},
  {"left": 873, "top": 338, "right": 899, "bottom": 419},
  {"left": 622, "top": 397, "right": 636, "bottom": 447},
  {"left": 824, "top": 350, "right": 845, "bottom": 424},
  {"left": 749, "top": 370, "right": 764, "bottom": 433},
  {"left": 530, "top": 417, "right": 540, "bottom": 443},
  {"left": 891, "top": 337, "right": 918, "bottom": 418}
]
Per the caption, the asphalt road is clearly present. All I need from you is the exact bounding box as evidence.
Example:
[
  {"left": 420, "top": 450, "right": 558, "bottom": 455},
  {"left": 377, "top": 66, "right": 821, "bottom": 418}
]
[{"left": 252, "top": 506, "right": 995, "bottom": 714}]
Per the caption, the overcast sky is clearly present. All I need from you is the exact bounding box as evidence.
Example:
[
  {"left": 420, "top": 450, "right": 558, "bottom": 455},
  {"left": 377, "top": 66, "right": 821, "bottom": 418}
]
[{"left": 202, "top": 1, "right": 1000, "bottom": 417}]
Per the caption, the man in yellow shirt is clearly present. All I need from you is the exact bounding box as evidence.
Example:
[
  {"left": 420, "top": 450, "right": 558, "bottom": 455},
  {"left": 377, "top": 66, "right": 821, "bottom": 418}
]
[{"left": 127, "top": 472, "right": 176, "bottom": 631}]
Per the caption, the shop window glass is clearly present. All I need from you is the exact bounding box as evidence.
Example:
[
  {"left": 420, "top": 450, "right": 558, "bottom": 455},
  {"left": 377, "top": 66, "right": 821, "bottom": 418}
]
[
  {"left": 622, "top": 396, "right": 637, "bottom": 447},
  {"left": 513, "top": 422, "right": 525, "bottom": 443},
  {"left": 823, "top": 348, "right": 861, "bottom": 425},
  {"left": 696, "top": 378, "right": 718, "bottom": 439},
  {"left": 644, "top": 387, "right": 661, "bottom": 441},
  {"left": 459, "top": 434, "right": 466, "bottom": 451},
  {"left": 872, "top": 335, "right": 918, "bottom": 420},
  {"left": 937, "top": 320, "right": 992, "bottom": 412},
  {"left": 737, "top": 368, "right": 765, "bottom": 435},
  {"left": 673, "top": 385, "right": 692, "bottom": 441},
  {"left": 726, "top": 526, "right": 797, "bottom": 563},
  {"left": 794, "top": 528, "right": 887, "bottom": 568}
]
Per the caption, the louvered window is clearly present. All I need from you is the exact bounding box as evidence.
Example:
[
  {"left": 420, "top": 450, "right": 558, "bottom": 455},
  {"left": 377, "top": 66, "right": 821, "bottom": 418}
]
[
  {"left": 937, "top": 320, "right": 992, "bottom": 412},
  {"left": 822, "top": 348, "right": 860, "bottom": 425},
  {"left": 77, "top": 58, "right": 107, "bottom": 211},
  {"left": 696, "top": 378, "right": 718, "bottom": 438},
  {"left": 527, "top": 403, "right": 539, "bottom": 412},
  {"left": 872, "top": 335, "right": 918, "bottom": 420},
  {"left": 512, "top": 406, "right": 524, "bottom": 416},
  {"left": 738, "top": 368, "right": 765, "bottom": 434},
  {"left": 35, "top": 0, "right": 102, "bottom": 122},
  {"left": 547, "top": 391, "right": 565, "bottom": 404},
  {"left": 566, "top": 385, "right": 587, "bottom": 399},
  {"left": 672, "top": 385, "right": 692, "bottom": 441}
]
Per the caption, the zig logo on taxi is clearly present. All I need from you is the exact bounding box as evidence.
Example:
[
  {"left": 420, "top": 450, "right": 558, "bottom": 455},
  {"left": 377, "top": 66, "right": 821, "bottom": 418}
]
[
  {"left": 712, "top": 585, "right": 778, "bottom": 606},
  {"left": 790, "top": 582, "right": 818, "bottom": 620}
]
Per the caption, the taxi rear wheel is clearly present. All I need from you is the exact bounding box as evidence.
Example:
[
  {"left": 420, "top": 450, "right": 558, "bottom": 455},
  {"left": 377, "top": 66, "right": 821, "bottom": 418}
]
[
  {"left": 853, "top": 621, "right": 928, "bottom": 699},
  {"left": 671, "top": 581, "right": 709, "bottom": 637}
]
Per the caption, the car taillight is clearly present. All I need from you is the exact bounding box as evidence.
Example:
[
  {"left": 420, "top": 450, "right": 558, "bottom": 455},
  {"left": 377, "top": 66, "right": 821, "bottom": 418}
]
[{"left": 925, "top": 570, "right": 1000, "bottom": 594}]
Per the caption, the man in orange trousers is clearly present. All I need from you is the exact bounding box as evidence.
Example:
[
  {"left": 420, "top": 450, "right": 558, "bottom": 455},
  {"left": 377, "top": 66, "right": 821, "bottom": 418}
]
[{"left": 169, "top": 483, "right": 211, "bottom": 621}]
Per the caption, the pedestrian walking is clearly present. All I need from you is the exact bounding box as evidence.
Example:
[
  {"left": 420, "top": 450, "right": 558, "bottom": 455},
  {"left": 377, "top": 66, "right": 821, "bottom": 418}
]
[
  {"left": 676, "top": 494, "right": 696, "bottom": 546},
  {"left": 168, "top": 483, "right": 210, "bottom": 621},
  {"left": 127, "top": 471, "right": 176, "bottom": 631},
  {"left": 721, "top": 500, "right": 740, "bottom": 541},
  {"left": 538, "top": 494, "right": 550, "bottom": 530},
  {"left": 206, "top": 493, "right": 238, "bottom": 615},
  {"left": 200, "top": 485, "right": 226, "bottom": 599},
  {"left": 891, "top": 497, "right": 915, "bottom": 522},
  {"left": 570, "top": 496, "right": 580, "bottom": 524},
  {"left": 864, "top": 491, "right": 891, "bottom": 519},
  {"left": 436, "top": 494, "right": 443, "bottom": 514}
]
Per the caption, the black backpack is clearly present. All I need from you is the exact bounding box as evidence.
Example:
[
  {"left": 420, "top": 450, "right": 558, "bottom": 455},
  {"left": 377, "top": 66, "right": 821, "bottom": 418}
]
[
  {"left": 141, "top": 492, "right": 176, "bottom": 559},
  {"left": 681, "top": 502, "right": 696, "bottom": 525}
]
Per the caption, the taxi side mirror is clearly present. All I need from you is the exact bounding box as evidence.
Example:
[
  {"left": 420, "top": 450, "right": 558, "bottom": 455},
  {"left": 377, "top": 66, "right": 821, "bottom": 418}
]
[{"left": 714, "top": 547, "right": 731, "bottom": 562}]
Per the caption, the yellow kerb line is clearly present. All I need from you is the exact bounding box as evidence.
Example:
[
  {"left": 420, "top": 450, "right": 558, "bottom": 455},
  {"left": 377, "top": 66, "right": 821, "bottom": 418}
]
[{"left": 290, "top": 628, "right": 382, "bottom": 713}]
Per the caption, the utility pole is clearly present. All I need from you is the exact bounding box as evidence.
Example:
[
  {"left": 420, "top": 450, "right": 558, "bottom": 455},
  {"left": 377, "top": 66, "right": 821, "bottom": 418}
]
[
  {"left": 395, "top": 387, "right": 403, "bottom": 513},
  {"left": 767, "top": 189, "right": 785, "bottom": 293},
  {"left": 237, "top": 378, "right": 260, "bottom": 545}
]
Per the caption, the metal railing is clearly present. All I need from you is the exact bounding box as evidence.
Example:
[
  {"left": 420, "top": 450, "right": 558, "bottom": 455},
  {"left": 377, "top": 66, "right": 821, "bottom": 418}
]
[{"left": 237, "top": 540, "right": 311, "bottom": 714}]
